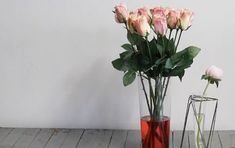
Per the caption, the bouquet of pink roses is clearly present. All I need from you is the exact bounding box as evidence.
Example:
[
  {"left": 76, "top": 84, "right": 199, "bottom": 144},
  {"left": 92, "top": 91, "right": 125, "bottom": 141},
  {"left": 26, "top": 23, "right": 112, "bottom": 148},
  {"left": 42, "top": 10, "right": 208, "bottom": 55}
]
[{"left": 112, "top": 3, "right": 201, "bottom": 148}]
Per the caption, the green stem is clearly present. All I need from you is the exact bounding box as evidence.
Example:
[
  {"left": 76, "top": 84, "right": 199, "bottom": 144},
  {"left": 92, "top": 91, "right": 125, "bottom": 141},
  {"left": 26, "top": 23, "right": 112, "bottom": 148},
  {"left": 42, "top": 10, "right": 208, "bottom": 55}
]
[
  {"left": 145, "top": 36, "right": 152, "bottom": 62},
  {"left": 174, "top": 29, "right": 179, "bottom": 43},
  {"left": 196, "top": 81, "right": 210, "bottom": 148},
  {"left": 139, "top": 71, "right": 152, "bottom": 117},
  {"left": 175, "top": 30, "right": 183, "bottom": 53},
  {"left": 148, "top": 78, "right": 155, "bottom": 115}
]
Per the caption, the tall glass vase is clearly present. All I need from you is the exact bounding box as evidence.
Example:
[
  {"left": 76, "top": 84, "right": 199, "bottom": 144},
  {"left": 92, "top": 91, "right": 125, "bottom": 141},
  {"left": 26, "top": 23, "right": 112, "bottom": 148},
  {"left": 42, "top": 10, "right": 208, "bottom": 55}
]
[{"left": 138, "top": 75, "right": 171, "bottom": 148}]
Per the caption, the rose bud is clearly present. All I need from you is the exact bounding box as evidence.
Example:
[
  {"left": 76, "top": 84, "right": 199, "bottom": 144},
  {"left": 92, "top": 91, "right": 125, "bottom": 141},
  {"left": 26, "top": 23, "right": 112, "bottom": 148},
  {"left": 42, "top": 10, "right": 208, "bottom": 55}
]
[
  {"left": 114, "top": 3, "right": 129, "bottom": 23},
  {"left": 153, "top": 14, "right": 168, "bottom": 36},
  {"left": 167, "top": 10, "right": 180, "bottom": 29},
  {"left": 127, "top": 11, "right": 139, "bottom": 33},
  {"left": 206, "top": 65, "right": 223, "bottom": 81},
  {"left": 179, "top": 9, "right": 194, "bottom": 30},
  {"left": 151, "top": 7, "right": 169, "bottom": 17},
  {"left": 137, "top": 7, "right": 151, "bottom": 23},
  {"left": 135, "top": 16, "right": 151, "bottom": 37}
]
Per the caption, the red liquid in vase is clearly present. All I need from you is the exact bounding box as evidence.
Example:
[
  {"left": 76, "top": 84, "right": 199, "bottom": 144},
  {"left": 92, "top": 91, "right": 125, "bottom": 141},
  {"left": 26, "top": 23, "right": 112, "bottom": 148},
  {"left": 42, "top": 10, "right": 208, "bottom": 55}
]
[{"left": 141, "top": 116, "right": 170, "bottom": 148}]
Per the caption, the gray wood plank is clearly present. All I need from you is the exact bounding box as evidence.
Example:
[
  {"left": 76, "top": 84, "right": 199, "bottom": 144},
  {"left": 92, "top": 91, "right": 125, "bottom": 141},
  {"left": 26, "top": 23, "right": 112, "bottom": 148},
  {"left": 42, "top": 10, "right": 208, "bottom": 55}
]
[
  {"left": 13, "top": 128, "right": 40, "bottom": 148},
  {"left": 188, "top": 131, "right": 196, "bottom": 148},
  {"left": 108, "top": 130, "right": 128, "bottom": 148},
  {"left": 169, "top": 131, "right": 173, "bottom": 148},
  {"left": 0, "top": 128, "right": 25, "bottom": 148},
  {"left": 218, "top": 130, "right": 235, "bottom": 148},
  {"left": 77, "top": 129, "right": 112, "bottom": 148},
  {"left": 0, "top": 128, "right": 13, "bottom": 142},
  {"left": 173, "top": 131, "right": 189, "bottom": 148},
  {"left": 44, "top": 129, "right": 70, "bottom": 148},
  {"left": 205, "top": 131, "right": 221, "bottom": 148},
  {"left": 125, "top": 130, "right": 141, "bottom": 148},
  {"left": 28, "top": 129, "right": 55, "bottom": 148},
  {"left": 60, "top": 129, "right": 84, "bottom": 148}
]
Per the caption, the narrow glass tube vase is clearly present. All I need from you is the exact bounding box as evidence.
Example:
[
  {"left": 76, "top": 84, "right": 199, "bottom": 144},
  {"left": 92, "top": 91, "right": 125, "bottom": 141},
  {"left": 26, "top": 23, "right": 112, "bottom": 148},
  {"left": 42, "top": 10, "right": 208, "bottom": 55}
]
[
  {"left": 138, "top": 76, "right": 171, "bottom": 148},
  {"left": 180, "top": 95, "right": 218, "bottom": 148}
]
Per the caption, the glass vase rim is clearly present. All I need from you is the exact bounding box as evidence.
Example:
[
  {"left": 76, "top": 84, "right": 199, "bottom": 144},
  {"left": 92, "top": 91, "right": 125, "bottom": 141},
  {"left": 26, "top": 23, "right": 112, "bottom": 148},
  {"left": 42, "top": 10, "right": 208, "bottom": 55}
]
[{"left": 190, "top": 94, "right": 218, "bottom": 102}]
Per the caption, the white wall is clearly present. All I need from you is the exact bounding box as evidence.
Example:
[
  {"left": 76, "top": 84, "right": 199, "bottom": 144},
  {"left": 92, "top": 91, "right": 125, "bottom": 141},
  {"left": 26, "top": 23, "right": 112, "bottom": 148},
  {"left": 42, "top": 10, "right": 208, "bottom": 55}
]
[{"left": 0, "top": 0, "right": 234, "bottom": 130}]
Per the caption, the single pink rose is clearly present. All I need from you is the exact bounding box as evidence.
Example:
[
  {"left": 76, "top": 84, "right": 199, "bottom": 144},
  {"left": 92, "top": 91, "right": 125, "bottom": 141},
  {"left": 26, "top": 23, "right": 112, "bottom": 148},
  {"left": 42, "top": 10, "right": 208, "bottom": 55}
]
[
  {"left": 206, "top": 65, "right": 223, "bottom": 80},
  {"left": 114, "top": 3, "right": 129, "bottom": 23},
  {"left": 179, "top": 9, "right": 193, "bottom": 30},
  {"left": 151, "top": 7, "right": 169, "bottom": 17},
  {"left": 137, "top": 7, "right": 151, "bottom": 23},
  {"left": 127, "top": 11, "right": 139, "bottom": 33},
  {"left": 167, "top": 9, "right": 180, "bottom": 29},
  {"left": 153, "top": 15, "right": 168, "bottom": 36},
  {"left": 134, "top": 16, "right": 151, "bottom": 36}
]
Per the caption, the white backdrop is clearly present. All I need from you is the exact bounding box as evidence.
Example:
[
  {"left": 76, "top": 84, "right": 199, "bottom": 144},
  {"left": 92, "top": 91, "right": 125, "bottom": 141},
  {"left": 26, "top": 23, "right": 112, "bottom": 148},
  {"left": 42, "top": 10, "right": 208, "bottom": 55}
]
[{"left": 0, "top": 0, "right": 234, "bottom": 130}]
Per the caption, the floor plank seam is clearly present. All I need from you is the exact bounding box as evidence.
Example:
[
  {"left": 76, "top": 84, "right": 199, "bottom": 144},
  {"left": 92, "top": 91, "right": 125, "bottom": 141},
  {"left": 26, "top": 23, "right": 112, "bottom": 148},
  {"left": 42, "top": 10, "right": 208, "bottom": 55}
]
[
  {"left": 217, "top": 131, "right": 223, "bottom": 148},
  {"left": 107, "top": 130, "right": 113, "bottom": 148},
  {"left": 58, "top": 129, "right": 71, "bottom": 148},
  {"left": 12, "top": 128, "right": 26, "bottom": 148},
  {"left": 0, "top": 128, "right": 14, "bottom": 143},
  {"left": 187, "top": 132, "right": 190, "bottom": 148},
  {"left": 123, "top": 130, "right": 129, "bottom": 148},
  {"left": 43, "top": 129, "right": 56, "bottom": 148},
  {"left": 75, "top": 129, "right": 85, "bottom": 148},
  {"left": 27, "top": 128, "right": 42, "bottom": 148}
]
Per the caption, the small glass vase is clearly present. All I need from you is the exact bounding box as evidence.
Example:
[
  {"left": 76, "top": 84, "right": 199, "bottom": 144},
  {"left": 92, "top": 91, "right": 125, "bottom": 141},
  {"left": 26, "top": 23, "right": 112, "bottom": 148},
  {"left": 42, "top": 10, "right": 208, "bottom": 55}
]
[
  {"left": 138, "top": 76, "right": 171, "bottom": 148},
  {"left": 180, "top": 95, "right": 218, "bottom": 148},
  {"left": 194, "top": 107, "right": 206, "bottom": 148}
]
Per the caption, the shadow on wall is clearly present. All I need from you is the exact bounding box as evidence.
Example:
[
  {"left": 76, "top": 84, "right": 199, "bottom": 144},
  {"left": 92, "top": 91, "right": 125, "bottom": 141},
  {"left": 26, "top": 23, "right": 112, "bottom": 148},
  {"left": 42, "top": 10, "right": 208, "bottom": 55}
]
[{"left": 47, "top": 58, "right": 137, "bottom": 129}]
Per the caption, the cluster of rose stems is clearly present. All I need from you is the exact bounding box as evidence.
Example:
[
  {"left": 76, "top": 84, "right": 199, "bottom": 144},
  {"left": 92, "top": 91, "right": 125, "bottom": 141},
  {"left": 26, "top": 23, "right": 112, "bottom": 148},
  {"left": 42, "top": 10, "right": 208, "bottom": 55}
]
[
  {"left": 196, "top": 81, "right": 210, "bottom": 148},
  {"left": 138, "top": 29, "right": 183, "bottom": 120}
]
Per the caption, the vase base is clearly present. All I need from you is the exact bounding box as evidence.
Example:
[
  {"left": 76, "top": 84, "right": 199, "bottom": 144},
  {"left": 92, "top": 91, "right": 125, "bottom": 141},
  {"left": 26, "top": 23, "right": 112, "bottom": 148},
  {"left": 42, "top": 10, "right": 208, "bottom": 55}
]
[{"left": 141, "top": 116, "right": 170, "bottom": 148}]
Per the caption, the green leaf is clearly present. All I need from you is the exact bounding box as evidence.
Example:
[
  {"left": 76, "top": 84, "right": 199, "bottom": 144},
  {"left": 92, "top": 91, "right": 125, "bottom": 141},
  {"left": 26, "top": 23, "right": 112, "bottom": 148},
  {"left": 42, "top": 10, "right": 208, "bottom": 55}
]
[
  {"left": 215, "top": 81, "right": 219, "bottom": 87},
  {"left": 165, "top": 58, "right": 173, "bottom": 69},
  {"left": 186, "top": 46, "right": 201, "bottom": 58},
  {"left": 112, "top": 58, "right": 127, "bottom": 71},
  {"left": 156, "top": 44, "right": 164, "bottom": 57},
  {"left": 127, "top": 32, "right": 144, "bottom": 45},
  {"left": 120, "top": 51, "right": 133, "bottom": 60},
  {"left": 121, "top": 44, "right": 133, "bottom": 51},
  {"left": 201, "top": 74, "right": 208, "bottom": 80},
  {"left": 171, "top": 46, "right": 200, "bottom": 64},
  {"left": 123, "top": 70, "right": 136, "bottom": 86}
]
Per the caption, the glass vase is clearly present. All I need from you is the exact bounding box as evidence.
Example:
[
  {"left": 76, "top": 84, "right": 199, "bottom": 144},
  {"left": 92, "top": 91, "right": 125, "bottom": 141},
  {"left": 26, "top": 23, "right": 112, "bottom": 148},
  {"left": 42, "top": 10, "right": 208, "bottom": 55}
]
[
  {"left": 138, "top": 76, "right": 171, "bottom": 148},
  {"left": 194, "top": 102, "right": 206, "bottom": 148}
]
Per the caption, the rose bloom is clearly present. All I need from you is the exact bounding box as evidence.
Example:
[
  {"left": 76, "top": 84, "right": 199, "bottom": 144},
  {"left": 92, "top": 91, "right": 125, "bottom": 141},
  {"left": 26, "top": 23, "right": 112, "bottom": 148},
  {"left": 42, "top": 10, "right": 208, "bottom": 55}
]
[
  {"left": 179, "top": 9, "right": 193, "bottom": 30},
  {"left": 127, "top": 11, "right": 139, "bottom": 33},
  {"left": 206, "top": 65, "right": 223, "bottom": 80},
  {"left": 137, "top": 7, "right": 151, "bottom": 23},
  {"left": 153, "top": 14, "right": 168, "bottom": 36},
  {"left": 114, "top": 3, "right": 129, "bottom": 23},
  {"left": 134, "top": 16, "right": 151, "bottom": 36},
  {"left": 151, "top": 7, "right": 169, "bottom": 17},
  {"left": 167, "top": 9, "right": 180, "bottom": 29}
]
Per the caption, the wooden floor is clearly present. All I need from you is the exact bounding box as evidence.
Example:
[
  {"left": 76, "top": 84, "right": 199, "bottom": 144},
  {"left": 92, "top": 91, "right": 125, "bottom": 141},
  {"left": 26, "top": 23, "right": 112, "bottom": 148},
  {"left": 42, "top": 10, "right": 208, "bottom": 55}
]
[{"left": 0, "top": 128, "right": 233, "bottom": 148}]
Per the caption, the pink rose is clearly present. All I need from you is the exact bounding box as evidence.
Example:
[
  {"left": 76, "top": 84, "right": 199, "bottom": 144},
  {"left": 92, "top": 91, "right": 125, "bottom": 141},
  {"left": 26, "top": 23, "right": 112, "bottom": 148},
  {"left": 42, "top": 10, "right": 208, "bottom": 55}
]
[
  {"left": 151, "top": 7, "right": 169, "bottom": 17},
  {"left": 167, "top": 10, "right": 180, "bottom": 29},
  {"left": 179, "top": 9, "right": 193, "bottom": 30},
  {"left": 137, "top": 7, "right": 151, "bottom": 23},
  {"left": 127, "top": 11, "right": 139, "bottom": 33},
  {"left": 114, "top": 3, "right": 129, "bottom": 23},
  {"left": 153, "top": 15, "right": 168, "bottom": 36},
  {"left": 134, "top": 16, "right": 151, "bottom": 36},
  {"left": 206, "top": 65, "right": 223, "bottom": 80}
]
